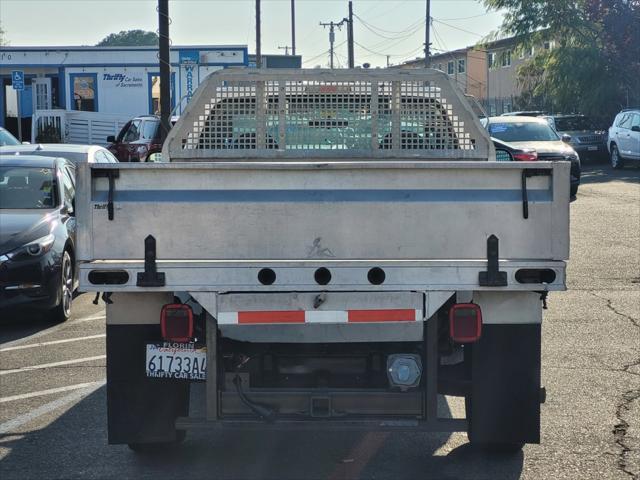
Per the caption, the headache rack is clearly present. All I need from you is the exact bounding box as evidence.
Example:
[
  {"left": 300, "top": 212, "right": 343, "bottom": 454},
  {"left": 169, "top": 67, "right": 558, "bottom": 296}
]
[{"left": 163, "top": 68, "right": 491, "bottom": 161}]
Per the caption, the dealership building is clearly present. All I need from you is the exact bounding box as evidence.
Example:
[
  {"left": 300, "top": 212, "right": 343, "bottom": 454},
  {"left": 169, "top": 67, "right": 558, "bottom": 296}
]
[{"left": 0, "top": 45, "right": 252, "bottom": 139}]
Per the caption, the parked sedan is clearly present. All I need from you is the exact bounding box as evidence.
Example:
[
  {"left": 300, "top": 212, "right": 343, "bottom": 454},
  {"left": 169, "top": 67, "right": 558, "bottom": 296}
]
[
  {"left": 485, "top": 116, "right": 581, "bottom": 196},
  {"left": 0, "top": 156, "right": 77, "bottom": 322},
  {"left": 0, "top": 143, "right": 118, "bottom": 164},
  {"left": 542, "top": 114, "right": 608, "bottom": 161}
]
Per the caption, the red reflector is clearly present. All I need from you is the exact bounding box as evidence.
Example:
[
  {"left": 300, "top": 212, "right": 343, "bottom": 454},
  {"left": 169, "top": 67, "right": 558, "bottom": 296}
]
[
  {"left": 160, "top": 304, "right": 194, "bottom": 343},
  {"left": 513, "top": 150, "right": 538, "bottom": 161},
  {"left": 449, "top": 303, "right": 482, "bottom": 343}
]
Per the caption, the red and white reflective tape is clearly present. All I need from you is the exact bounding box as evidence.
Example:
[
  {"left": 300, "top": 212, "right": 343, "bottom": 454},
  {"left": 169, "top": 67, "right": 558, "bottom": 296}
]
[{"left": 217, "top": 309, "right": 421, "bottom": 325}]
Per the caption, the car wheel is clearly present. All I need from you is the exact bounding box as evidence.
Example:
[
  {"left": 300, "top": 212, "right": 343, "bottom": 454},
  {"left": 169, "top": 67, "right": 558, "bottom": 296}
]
[
  {"left": 610, "top": 144, "right": 624, "bottom": 169},
  {"left": 50, "top": 251, "right": 73, "bottom": 322}
]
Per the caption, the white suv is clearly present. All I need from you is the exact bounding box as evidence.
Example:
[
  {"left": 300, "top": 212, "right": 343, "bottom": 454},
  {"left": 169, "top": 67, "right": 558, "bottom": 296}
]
[{"left": 608, "top": 109, "right": 640, "bottom": 168}]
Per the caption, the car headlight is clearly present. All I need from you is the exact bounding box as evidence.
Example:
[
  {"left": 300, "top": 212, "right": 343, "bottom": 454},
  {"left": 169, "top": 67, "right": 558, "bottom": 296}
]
[{"left": 1, "top": 234, "right": 55, "bottom": 261}]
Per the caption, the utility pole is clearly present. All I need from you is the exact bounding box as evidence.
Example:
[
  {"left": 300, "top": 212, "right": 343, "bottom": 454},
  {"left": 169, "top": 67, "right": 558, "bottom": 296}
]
[
  {"left": 386, "top": 55, "right": 391, "bottom": 68},
  {"left": 256, "top": 0, "right": 262, "bottom": 68},
  {"left": 320, "top": 20, "right": 345, "bottom": 69},
  {"left": 291, "top": 0, "right": 296, "bottom": 56},
  {"left": 158, "top": 0, "right": 171, "bottom": 142},
  {"left": 347, "top": 1, "right": 355, "bottom": 68},
  {"left": 424, "top": 0, "right": 431, "bottom": 68},
  {"left": 278, "top": 46, "right": 291, "bottom": 55}
]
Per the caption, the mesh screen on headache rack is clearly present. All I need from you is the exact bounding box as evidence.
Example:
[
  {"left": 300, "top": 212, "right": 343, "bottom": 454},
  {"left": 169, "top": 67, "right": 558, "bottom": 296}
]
[{"left": 165, "top": 70, "right": 489, "bottom": 159}]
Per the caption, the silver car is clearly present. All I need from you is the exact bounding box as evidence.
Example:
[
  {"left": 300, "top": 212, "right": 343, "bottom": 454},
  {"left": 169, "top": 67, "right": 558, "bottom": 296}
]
[
  {"left": 0, "top": 144, "right": 119, "bottom": 164},
  {"left": 608, "top": 109, "right": 640, "bottom": 169}
]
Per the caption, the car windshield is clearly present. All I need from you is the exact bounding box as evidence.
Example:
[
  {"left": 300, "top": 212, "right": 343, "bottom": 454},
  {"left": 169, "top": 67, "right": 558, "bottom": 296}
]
[
  {"left": 553, "top": 116, "right": 595, "bottom": 131},
  {"left": 488, "top": 122, "right": 559, "bottom": 142},
  {"left": 0, "top": 166, "right": 56, "bottom": 209},
  {"left": 0, "top": 129, "right": 21, "bottom": 146}
]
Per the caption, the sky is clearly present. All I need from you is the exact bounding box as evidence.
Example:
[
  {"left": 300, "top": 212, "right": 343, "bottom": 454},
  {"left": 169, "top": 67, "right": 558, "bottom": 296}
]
[{"left": 0, "top": 0, "right": 505, "bottom": 68}]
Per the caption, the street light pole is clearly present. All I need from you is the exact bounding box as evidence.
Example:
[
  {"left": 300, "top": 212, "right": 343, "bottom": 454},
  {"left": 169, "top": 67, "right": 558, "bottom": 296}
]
[
  {"left": 291, "top": 0, "right": 296, "bottom": 56},
  {"left": 424, "top": 0, "right": 431, "bottom": 68},
  {"left": 347, "top": 1, "right": 355, "bottom": 68},
  {"left": 256, "top": 0, "right": 262, "bottom": 68},
  {"left": 158, "top": 0, "right": 171, "bottom": 142}
]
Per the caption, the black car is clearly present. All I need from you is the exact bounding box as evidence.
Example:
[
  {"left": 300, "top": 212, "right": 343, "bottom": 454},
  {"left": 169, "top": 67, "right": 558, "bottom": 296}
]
[{"left": 0, "top": 155, "right": 77, "bottom": 321}]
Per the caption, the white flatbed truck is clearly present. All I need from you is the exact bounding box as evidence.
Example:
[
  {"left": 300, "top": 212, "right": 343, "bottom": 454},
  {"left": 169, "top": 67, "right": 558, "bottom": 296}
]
[{"left": 76, "top": 69, "right": 569, "bottom": 452}]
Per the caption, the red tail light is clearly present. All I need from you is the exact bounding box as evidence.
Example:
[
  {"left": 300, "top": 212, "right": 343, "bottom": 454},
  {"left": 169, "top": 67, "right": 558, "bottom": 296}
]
[
  {"left": 160, "top": 304, "right": 194, "bottom": 343},
  {"left": 449, "top": 303, "right": 482, "bottom": 343},
  {"left": 513, "top": 150, "right": 538, "bottom": 161}
]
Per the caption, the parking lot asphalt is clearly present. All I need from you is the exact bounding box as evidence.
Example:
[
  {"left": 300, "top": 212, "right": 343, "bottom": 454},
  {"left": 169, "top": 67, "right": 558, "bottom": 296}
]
[{"left": 0, "top": 163, "right": 638, "bottom": 480}]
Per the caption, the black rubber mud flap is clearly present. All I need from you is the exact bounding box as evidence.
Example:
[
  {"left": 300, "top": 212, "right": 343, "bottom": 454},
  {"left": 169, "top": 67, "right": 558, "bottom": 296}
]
[
  {"left": 467, "top": 323, "right": 541, "bottom": 445},
  {"left": 106, "top": 325, "right": 190, "bottom": 445}
]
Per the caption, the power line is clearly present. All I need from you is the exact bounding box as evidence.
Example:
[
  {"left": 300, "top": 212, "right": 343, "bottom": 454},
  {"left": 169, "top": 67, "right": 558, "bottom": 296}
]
[
  {"left": 437, "top": 12, "right": 492, "bottom": 21},
  {"left": 354, "top": 13, "right": 424, "bottom": 37},
  {"left": 432, "top": 18, "right": 485, "bottom": 38}
]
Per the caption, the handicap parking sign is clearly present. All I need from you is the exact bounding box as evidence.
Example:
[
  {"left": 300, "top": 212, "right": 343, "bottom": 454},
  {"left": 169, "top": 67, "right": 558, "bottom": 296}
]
[{"left": 11, "top": 70, "right": 25, "bottom": 91}]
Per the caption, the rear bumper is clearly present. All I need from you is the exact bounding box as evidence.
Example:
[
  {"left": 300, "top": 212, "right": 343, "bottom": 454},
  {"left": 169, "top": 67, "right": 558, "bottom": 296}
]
[{"left": 106, "top": 320, "right": 542, "bottom": 444}]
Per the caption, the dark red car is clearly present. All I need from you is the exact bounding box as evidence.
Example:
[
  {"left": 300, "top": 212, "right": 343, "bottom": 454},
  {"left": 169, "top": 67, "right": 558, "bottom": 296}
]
[{"left": 107, "top": 115, "right": 164, "bottom": 162}]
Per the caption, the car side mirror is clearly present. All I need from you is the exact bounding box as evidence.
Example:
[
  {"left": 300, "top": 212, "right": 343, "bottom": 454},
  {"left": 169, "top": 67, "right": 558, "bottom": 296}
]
[
  {"left": 107, "top": 135, "right": 116, "bottom": 143},
  {"left": 561, "top": 134, "right": 572, "bottom": 143},
  {"left": 495, "top": 149, "right": 514, "bottom": 162},
  {"left": 631, "top": 125, "right": 640, "bottom": 133}
]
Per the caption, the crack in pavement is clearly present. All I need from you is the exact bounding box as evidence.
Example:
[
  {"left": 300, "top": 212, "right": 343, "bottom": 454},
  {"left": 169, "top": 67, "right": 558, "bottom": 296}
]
[
  {"left": 613, "top": 389, "right": 640, "bottom": 479},
  {"left": 588, "top": 291, "right": 640, "bottom": 478}
]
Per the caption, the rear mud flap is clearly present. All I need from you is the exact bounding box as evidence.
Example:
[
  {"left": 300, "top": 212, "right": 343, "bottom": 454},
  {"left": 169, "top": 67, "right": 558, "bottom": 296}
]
[
  {"left": 468, "top": 323, "right": 541, "bottom": 444},
  {"left": 106, "top": 325, "right": 190, "bottom": 444}
]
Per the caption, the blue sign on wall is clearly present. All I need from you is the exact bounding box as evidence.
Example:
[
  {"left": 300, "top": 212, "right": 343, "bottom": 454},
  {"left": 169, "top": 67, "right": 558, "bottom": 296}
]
[
  {"left": 11, "top": 70, "right": 24, "bottom": 91},
  {"left": 179, "top": 50, "right": 200, "bottom": 65}
]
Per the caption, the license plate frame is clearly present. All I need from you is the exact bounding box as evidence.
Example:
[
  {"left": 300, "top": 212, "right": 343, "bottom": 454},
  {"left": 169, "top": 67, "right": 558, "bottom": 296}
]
[
  {"left": 587, "top": 145, "right": 598, "bottom": 151},
  {"left": 145, "top": 342, "right": 207, "bottom": 381}
]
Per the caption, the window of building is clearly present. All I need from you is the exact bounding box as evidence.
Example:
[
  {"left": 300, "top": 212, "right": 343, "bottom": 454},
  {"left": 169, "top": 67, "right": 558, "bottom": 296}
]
[
  {"left": 544, "top": 40, "right": 556, "bottom": 51},
  {"left": 501, "top": 50, "right": 512, "bottom": 67},
  {"left": 488, "top": 52, "right": 496, "bottom": 69},
  {"left": 71, "top": 74, "right": 97, "bottom": 112},
  {"left": 447, "top": 61, "right": 455, "bottom": 75},
  {"left": 458, "top": 59, "right": 466, "bottom": 74}
]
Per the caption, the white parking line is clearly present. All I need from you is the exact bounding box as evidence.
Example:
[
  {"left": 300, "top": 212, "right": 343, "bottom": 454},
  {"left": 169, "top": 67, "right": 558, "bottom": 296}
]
[
  {"left": 0, "top": 355, "right": 106, "bottom": 376},
  {"left": 0, "top": 314, "right": 106, "bottom": 350},
  {"left": 0, "top": 380, "right": 106, "bottom": 434},
  {"left": 0, "top": 380, "right": 106, "bottom": 403},
  {"left": 0, "top": 334, "right": 106, "bottom": 353}
]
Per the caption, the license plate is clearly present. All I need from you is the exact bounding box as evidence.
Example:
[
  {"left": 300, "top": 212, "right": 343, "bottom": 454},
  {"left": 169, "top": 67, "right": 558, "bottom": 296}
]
[
  {"left": 146, "top": 342, "right": 207, "bottom": 380},
  {"left": 588, "top": 146, "right": 598, "bottom": 151}
]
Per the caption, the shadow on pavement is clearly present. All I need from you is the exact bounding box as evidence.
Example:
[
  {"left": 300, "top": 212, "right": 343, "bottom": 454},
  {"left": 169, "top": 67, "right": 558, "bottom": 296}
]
[
  {"left": 0, "top": 387, "right": 524, "bottom": 480},
  {"left": 579, "top": 164, "right": 640, "bottom": 185},
  {"left": 0, "top": 310, "right": 59, "bottom": 345}
]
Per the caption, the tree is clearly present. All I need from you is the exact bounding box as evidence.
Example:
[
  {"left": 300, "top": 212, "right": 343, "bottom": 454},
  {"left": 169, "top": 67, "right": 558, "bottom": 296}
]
[
  {"left": 482, "top": 0, "right": 640, "bottom": 122},
  {"left": 96, "top": 30, "right": 158, "bottom": 47}
]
